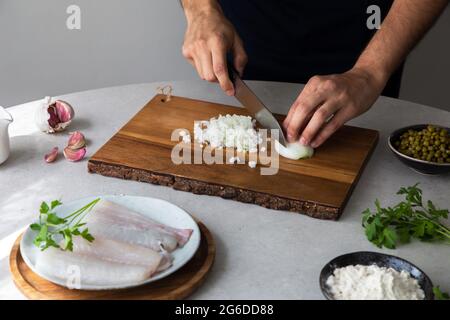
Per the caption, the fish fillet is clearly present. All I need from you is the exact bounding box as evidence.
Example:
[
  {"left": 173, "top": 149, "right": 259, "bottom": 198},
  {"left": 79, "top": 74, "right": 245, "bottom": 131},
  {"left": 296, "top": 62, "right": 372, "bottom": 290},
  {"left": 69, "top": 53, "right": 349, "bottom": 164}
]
[
  {"left": 35, "top": 247, "right": 153, "bottom": 287},
  {"left": 70, "top": 237, "right": 171, "bottom": 273},
  {"left": 85, "top": 200, "right": 193, "bottom": 251}
]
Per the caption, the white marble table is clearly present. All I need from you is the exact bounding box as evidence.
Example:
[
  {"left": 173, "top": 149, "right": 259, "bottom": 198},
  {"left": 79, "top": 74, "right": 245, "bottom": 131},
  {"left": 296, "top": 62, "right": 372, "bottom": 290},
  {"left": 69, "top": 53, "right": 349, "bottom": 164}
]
[{"left": 0, "top": 80, "right": 449, "bottom": 300}]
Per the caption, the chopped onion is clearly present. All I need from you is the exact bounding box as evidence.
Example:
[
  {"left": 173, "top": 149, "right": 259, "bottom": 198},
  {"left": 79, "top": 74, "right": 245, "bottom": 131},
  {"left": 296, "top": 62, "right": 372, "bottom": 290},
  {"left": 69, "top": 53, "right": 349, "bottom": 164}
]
[
  {"left": 274, "top": 141, "right": 314, "bottom": 160},
  {"left": 193, "top": 114, "right": 314, "bottom": 161},
  {"left": 194, "top": 114, "right": 261, "bottom": 152}
]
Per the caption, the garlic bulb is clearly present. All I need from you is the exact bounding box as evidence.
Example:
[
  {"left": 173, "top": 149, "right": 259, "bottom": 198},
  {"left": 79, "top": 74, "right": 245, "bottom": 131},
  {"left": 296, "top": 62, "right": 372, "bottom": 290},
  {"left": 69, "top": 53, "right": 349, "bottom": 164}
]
[{"left": 35, "top": 97, "right": 75, "bottom": 133}]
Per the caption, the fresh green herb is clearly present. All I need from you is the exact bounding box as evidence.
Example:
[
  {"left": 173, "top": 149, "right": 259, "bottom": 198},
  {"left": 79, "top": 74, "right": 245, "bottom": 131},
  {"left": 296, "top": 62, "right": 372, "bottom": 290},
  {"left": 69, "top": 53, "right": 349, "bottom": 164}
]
[
  {"left": 433, "top": 286, "right": 450, "bottom": 300},
  {"left": 31, "top": 198, "right": 100, "bottom": 251},
  {"left": 362, "top": 184, "right": 450, "bottom": 249}
]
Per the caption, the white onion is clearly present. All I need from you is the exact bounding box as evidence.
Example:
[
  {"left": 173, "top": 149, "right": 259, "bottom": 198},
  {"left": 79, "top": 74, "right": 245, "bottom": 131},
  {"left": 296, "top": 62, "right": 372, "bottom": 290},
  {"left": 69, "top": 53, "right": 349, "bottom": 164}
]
[{"left": 274, "top": 140, "right": 314, "bottom": 160}]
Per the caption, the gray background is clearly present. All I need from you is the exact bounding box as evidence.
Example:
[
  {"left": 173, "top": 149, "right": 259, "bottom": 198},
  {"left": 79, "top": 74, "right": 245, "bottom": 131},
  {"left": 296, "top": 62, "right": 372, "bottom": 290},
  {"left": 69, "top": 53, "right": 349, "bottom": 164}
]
[{"left": 0, "top": 0, "right": 448, "bottom": 110}]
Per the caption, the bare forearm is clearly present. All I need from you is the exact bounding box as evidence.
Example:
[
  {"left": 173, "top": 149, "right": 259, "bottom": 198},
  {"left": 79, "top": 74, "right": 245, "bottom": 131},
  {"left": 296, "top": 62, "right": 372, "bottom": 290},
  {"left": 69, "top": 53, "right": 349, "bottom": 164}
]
[
  {"left": 355, "top": 0, "right": 448, "bottom": 85},
  {"left": 181, "top": 0, "right": 222, "bottom": 22}
]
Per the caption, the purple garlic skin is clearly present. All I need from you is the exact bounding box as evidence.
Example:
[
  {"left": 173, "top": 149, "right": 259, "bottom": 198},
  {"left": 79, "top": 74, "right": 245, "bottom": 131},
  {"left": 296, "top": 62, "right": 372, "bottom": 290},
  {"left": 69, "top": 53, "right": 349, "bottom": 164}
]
[
  {"left": 67, "top": 131, "right": 86, "bottom": 150},
  {"left": 35, "top": 97, "right": 75, "bottom": 133},
  {"left": 44, "top": 147, "right": 59, "bottom": 163},
  {"left": 63, "top": 146, "right": 86, "bottom": 162}
]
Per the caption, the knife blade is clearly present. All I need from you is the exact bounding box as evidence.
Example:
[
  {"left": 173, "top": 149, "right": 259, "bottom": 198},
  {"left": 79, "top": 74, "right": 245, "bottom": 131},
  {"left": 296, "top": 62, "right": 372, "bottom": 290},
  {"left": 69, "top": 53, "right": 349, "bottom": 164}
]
[{"left": 228, "top": 65, "right": 288, "bottom": 147}]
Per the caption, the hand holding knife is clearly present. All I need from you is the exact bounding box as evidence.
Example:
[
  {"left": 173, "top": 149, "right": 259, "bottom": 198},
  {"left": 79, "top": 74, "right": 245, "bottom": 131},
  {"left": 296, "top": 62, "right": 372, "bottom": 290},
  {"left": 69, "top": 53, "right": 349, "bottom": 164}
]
[{"left": 227, "top": 60, "right": 288, "bottom": 147}]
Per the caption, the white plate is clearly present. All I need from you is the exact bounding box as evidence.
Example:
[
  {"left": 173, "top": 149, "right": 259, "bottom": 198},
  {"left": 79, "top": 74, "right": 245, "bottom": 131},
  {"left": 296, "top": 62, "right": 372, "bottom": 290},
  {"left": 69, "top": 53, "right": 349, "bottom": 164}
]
[{"left": 20, "top": 195, "right": 201, "bottom": 290}]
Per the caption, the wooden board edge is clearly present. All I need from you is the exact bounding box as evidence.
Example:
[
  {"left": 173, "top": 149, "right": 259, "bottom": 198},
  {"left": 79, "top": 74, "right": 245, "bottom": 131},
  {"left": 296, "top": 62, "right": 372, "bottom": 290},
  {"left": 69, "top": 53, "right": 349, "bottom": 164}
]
[
  {"left": 9, "top": 235, "right": 48, "bottom": 300},
  {"left": 87, "top": 160, "right": 341, "bottom": 220}
]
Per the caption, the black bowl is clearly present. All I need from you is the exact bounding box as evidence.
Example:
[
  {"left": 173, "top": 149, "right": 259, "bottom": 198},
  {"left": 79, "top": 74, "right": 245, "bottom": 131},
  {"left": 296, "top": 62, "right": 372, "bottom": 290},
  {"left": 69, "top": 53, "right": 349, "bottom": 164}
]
[
  {"left": 320, "top": 251, "right": 434, "bottom": 300},
  {"left": 388, "top": 124, "right": 450, "bottom": 175}
]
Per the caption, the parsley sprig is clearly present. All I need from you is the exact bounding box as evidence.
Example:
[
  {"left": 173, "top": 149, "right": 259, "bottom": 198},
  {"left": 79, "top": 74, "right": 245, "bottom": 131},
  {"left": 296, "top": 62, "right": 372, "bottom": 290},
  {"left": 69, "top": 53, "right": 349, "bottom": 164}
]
[
  {"left": 30, "top": 198, "right": 100, "bottom": 251},
  {"left": 362, "top": 184, "right": 450, "bottom": 249},
  {"left": 433, "top": 286, "right": 450, "bottom": 300}
]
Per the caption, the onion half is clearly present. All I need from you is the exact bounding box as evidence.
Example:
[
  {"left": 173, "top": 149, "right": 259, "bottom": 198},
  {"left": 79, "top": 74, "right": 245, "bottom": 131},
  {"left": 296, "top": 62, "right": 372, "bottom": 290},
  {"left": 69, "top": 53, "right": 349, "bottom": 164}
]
[{"left": 274, "top": 141, "right": 314, "bottom": 160}]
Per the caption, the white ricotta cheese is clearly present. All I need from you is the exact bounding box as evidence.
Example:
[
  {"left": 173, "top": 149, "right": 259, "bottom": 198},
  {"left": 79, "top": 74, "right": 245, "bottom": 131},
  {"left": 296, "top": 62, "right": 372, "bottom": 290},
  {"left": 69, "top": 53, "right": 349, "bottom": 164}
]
[{"left": 326, "top": 264, "right": 425, "bottom": 300}]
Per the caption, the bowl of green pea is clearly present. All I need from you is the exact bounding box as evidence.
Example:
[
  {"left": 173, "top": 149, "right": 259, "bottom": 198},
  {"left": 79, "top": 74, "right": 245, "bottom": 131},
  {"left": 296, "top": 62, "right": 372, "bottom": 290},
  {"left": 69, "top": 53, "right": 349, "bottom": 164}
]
[{"left": 388, "top": 124, "right": 450, "bottom": 175}]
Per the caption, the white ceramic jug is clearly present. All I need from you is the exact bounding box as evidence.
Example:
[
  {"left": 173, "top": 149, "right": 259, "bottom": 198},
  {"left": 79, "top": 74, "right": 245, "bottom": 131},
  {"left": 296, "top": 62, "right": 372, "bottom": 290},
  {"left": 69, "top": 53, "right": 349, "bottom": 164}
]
[{"left": 0, "top": 106, "right": 13, "bottom": 165}]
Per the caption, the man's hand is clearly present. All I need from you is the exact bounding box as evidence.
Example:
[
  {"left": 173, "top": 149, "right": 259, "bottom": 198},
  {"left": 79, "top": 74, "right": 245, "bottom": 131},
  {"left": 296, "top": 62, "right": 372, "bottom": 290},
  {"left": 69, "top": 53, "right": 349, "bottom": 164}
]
[
  {"left": 284, "top": 0, "right": 448, "bottom": 148},
  {"left": 283, "top": 67, "right": 385, "bottom": 148},
  {"left": 181, "top": 0, "right": 247, "bottom": 96}
]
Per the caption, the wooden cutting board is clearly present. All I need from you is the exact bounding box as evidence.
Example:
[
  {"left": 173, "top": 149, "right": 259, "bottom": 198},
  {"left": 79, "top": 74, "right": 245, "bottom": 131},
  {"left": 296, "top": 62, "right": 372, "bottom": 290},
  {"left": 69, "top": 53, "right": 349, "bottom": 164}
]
[{"left": 88, "top": 94, "right": 378, "bottom": 220}]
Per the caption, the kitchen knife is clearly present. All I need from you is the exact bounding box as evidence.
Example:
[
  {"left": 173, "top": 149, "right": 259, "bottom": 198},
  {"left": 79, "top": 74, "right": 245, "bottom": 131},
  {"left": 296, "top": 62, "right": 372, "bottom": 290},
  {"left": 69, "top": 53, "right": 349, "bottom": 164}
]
[{"left": 227, "top": 64, "right": 288, "bottom": 147}]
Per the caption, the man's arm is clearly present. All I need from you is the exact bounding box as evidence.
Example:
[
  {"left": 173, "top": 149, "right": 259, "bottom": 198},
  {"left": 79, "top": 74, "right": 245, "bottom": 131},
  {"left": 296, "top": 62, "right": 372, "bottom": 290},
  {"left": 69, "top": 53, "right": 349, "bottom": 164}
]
[
  {"left": 357, "top": 0, "right": 448, "bottom": 85},
  {"left": 180, "top": 0, "right": 247, "bottom": 96},
  {"left": 284, "top": 0, "right": 448, "bottom": 148}
]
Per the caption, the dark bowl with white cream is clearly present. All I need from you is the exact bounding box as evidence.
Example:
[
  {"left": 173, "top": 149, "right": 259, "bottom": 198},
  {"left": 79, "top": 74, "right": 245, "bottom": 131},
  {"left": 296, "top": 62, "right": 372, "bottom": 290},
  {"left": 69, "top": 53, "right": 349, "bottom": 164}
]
[{"left": 319, "top": 251, "right": 434, "bottom": 300}]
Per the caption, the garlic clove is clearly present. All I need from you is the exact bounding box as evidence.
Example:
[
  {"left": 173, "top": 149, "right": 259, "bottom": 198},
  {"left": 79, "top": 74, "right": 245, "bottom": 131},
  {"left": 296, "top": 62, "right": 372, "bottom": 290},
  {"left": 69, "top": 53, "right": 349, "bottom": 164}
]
[
  {"left": 44, "top": 147, "right": 59, "bottom": 163},
  {"left": 64, "top": 146, "right": 86, "bottom": 162},
  {"left": 52, "top": 100, "right": 74, "bottom": 132},
  {"left": 55, "top": 100, "right": 75, "bottom": 123},
  {"left": 67, "top": 131, "right": 86, "bottom": 150}
]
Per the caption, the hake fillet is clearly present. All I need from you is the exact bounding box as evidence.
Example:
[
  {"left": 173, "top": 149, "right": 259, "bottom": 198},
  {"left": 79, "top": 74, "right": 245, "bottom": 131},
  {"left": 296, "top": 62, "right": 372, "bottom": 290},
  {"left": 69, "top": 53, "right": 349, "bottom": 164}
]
[
  {"left": 85, "top": 200, "right": 193, "bottom": 252},
  {"left": 35, "top": 247, "right": 154, "bottom": 287},
  {"left": 70, "top": 237, "right": 171, "bottom": 273}
]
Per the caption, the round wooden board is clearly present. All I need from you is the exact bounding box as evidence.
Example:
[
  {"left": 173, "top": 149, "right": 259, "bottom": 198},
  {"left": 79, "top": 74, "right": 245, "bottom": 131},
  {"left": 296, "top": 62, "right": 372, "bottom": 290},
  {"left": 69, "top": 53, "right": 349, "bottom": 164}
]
[{"left": 9, "top": 222, "right": 215, "bottom": 300}]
